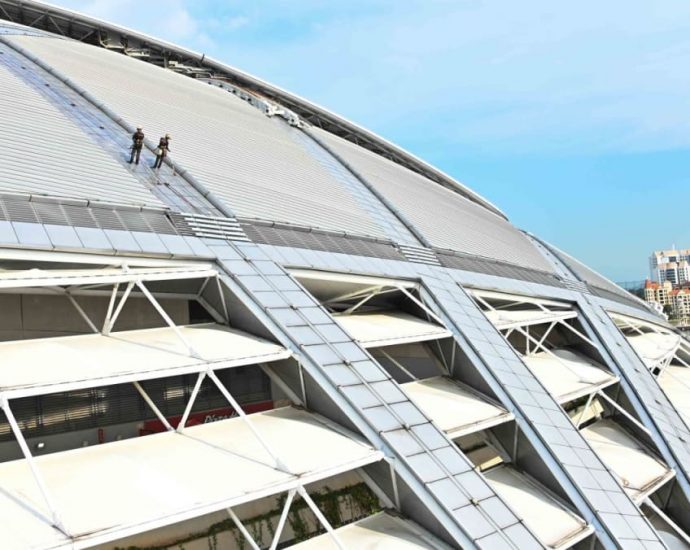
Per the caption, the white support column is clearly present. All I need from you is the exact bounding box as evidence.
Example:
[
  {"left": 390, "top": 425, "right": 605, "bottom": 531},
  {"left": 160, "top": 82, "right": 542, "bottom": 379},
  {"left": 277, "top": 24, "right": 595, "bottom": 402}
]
[
  {"left": 558, "top": 319, "right": 598, "bottom": 348},
  {"left": 207, "top": 370, "right": 289, "bottom": 472},
  {"left": 342, "top": 288, "right": 383, "bottom": 315},
  {"left": 356, "top": 467, "right": 394, "bottom": 509},
  {"left": 532, "top": 321, "right": 557, "bottom": 355},
  {"left": 259, "top": 364, "right": 304, "bottom": 406},
  {"left": 65, "top": 291, "right": 99, "bottom": 334},
  {"left": 227, "top": 507, "right": 262, "bottom": 550},
  {"left": 389, "top": 460, "right": 401, "bottom": 509},
  {"left": 399, "top": 286, "right": 446, "bottom": 326},
  {"left": 297, "top": 485, "right": 346, "bottom": 550},
  {"left": 269, "top": 488, "right": 296, "bottom": 550},
  {"left": 597, "top": 391, "right": 651, "bottom": 436},
  {"left": 136, "top": 281, "right": 200, "bottom": 359},
  {"left": 0, "top": 397, "right": 67, "bottom": 534},
  {"left": 103, "top": 283, "right": 120, "bottom": 333},
  {"left": 103, "top": 281, "right": 135, "bottom": 335},
  {"left": 215, "top": 276, "right": 229, "bottom": 323},
  {"left": 133, "top": 381, "right": 174, "bottom": 432},
  {"left": 177, "top": 371, "right": 206, "bottom": 431},
  {"left": 644, "top": 498, "right": 690, "bottom": 546},
  {"left": 379, "top": 349, "right": 418, "bottom": 381},
  {"left": 575, "top": 392, "right": 597, "bottom": 429}
]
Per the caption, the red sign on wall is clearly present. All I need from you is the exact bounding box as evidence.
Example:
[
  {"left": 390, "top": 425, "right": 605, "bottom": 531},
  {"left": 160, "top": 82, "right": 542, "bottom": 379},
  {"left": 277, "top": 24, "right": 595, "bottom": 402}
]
[{"left": 140, "top": 400, "right": 274, "bottom": 435}]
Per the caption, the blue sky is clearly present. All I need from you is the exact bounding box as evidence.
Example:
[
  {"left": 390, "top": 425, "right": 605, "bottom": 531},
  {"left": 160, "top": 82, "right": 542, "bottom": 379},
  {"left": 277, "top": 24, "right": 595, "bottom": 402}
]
[{"left": 59, "top": 1, "right": 690, "bottom": 281}]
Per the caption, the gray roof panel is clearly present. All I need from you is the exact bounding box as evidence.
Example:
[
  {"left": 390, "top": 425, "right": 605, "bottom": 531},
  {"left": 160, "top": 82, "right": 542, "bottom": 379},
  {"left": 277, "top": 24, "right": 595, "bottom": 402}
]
[
  {"left": 8, "top": 35, "right": 392, "bottom": 240},
  {"left": 312, "top": 128, "right": 555, "bottom": 273},
  {"left": 0, "top": 51, "right": 162, "bottom": 207}
]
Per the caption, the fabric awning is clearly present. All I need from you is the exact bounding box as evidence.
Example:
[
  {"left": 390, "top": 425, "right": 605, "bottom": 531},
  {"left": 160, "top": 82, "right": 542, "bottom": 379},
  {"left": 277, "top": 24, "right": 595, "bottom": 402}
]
[
  {"left": 336, "top": 312, "right": 451, "bottom": 348},
  {"left": 0, "top": 323, "right": 291, "bottom": 398},
  {"left": 290, "top": 511, "right": 452, "bottom": 549},
  {"left": 522, "top": 349, "right": 617, "bottom": 403},
  {"left": 402, "top": 376, "right": 513, "bottom": 438},
  {"left": 626, "top": 333, "right": 680, "bottom": 369},
  {"left": 0, "top": 406, "right": 382, "bottom": 549},
  {"left": 658, "top": 366, "right": 690, "bottom": 427},
  {"left": 581, "top": 419, "right": 673, "bottom": 502},
  {"left": 484, "top": 465, "right": 592, "bottom": 549}
]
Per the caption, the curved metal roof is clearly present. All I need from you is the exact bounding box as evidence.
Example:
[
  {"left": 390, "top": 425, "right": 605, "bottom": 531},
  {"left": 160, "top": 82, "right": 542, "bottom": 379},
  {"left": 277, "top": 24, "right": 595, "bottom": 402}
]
[{"left": 0, "top": 0, "right": 507, "bottom": 219}]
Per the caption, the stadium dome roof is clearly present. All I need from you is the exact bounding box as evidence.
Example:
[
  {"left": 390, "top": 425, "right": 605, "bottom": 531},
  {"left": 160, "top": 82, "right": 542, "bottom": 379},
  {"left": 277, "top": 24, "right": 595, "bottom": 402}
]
[{"left": 0, "top": 2, "right": 689, "bottom": 550}]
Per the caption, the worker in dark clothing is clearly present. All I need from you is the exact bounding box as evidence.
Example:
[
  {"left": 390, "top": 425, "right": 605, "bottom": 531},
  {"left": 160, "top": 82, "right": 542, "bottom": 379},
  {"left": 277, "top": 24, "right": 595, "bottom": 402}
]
[
  {"left": 128, "top": 127, "right": 145, "bottom": 164},
  {"left": 153, "top": 134, "right": 171, "bottom": 169}
]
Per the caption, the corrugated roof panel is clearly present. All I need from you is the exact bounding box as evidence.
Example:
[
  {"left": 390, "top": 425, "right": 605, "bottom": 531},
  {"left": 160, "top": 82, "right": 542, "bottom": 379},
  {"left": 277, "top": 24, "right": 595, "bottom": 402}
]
[
  {"left": 8, "top": 35, "right": 390, "bottom": 240},
  {"left": 313, "top": 128, "right": 555, "bottom": 272},
  {"left": 0, "top": 57, "right": 162, "bottom": 207}
]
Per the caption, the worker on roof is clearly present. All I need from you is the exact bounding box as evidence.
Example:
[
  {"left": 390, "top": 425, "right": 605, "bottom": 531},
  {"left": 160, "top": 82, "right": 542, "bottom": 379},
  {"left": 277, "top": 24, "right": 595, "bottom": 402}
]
[
  {"left": 128, "top": 126, "right": 145, "bottom": 165},
  {"left": 153, "top": 134, "right": 171, "bottom": 169}
]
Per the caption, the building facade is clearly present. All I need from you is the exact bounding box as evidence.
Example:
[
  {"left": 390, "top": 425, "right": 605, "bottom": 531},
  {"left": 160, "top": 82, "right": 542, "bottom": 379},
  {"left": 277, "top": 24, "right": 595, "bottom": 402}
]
[
  {"left": 650, "top": 249, "right": 690, "bottom": 285},
  {"left": 0, "top": 2, "right": 689, "bottom": 549}
]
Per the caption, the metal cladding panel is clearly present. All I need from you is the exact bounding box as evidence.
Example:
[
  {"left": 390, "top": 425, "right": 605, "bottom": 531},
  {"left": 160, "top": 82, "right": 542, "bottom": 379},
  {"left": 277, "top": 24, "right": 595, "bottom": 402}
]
[
  {"left": 208, "top": 241, "right": 539, "bottom": 548},
  {"left": 420, "top": 270, "right": 661, "bottom": 547},
  {"left": 9, "top": 36, "right": 390, "bottom": 240},
  {"left": 312, "top": 128, "right": 554, "bottom": 273},
  {"left": 0, "top": 52, "right": 162, "bottom": 207}
]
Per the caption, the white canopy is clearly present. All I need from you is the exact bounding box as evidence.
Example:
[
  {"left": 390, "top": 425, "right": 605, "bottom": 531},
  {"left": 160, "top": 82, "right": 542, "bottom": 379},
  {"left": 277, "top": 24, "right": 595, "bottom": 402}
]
[
  {"left": 290, "top": 511, "right": 452, "bottom": 549},
  {"left": 658, "top": 366, "right": 690, "bottom": 427},
  {"left": 484, "top": 465, "right": 592, "bottom": 549},
  {"left": 0, "top": 407, "right": 382, "bottom": 550},
  {"left": 335, "top": 312, "right": 451, "bottom": 348},
  {"left": 522, "top": 349, "right": 617, "bottom": 403},
  {"left": 626, "top": 332, "right": 680, "bottom": 370},
  {"left": 0, "top": 323, "right": 291, "bottom": 398},
  {"left": 484, "top": 309, "right": 578, "bottom": 330},
  {"left": 402, "top": 376, "right": 513, "bottom": 438},
  {"left": 581, "top": 419, "right": 673, "bottom": 502}
]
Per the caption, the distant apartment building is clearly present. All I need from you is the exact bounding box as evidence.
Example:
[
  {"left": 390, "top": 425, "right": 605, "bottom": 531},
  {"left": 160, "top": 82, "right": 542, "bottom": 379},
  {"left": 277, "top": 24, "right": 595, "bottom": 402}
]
[
  {"left": 674, "top": 288, "right": 690, "bottom": 317},
  {"left": 644, "top": 278, "right": 690, "bottom": 318},
  {"left": 644, "top": 280, "right": 673, "bottom": 307},
  {"left": 650, "top": 248, "right": 690, "bottom": 285}
]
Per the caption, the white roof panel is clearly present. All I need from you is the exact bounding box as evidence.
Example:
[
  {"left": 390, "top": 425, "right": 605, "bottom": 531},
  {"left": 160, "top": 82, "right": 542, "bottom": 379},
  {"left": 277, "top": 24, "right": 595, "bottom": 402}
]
[
  {"left": 484, "top": 465, "right": 591, "bottom": 549},
  {"left": 581, "top": 419, "right": 673, "bottom": 502},
  {"left": 312, "top": 127, "right": 555, "bottom": 273},
  {"left": 402, "top": 376, "right": 512, "bottom": 438},
  {"left": 0, "top": 323, "right": 290, "bottom": 397},
  {"left": 9, "top": 35, "right": 390, "bottom": 239},
  {"left": 658, "top": 366, "right": 690, "bottom": 427},
  {"left": 290, "top": 511, "right": 452, "bottom": 549},
  {"left": 0, "top": 407, "right": 381, "bottom": 548},
  {"left": 522, "top": 349, "right": 617, "bottom": 403},
  {"left": 335, "top": 312, "right": 451, "bottom": 348},
  {"left": 626, "top": 333, "right": 680, "bottom": 369},
  {"left": 0, "top": 60, "right": 162, "bottom": 207}
]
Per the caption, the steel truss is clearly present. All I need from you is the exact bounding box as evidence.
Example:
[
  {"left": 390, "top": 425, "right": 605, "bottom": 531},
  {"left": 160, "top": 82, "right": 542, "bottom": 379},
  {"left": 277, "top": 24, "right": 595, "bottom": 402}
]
[
  {"left": 472, "top": 291, "right": 690, "bottom": 543},
  {"left": 0, "top": 262, "right": 399, "bottom": 548}
]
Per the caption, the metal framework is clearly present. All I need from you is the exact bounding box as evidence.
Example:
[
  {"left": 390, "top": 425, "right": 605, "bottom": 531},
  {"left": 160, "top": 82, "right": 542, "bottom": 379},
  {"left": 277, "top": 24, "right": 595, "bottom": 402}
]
[
  {"left": 471, "top": 289, "right": 690, "bottom": 542},
  {"left": 0, "top": 262, "right": 392, "bottom": 549}
]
